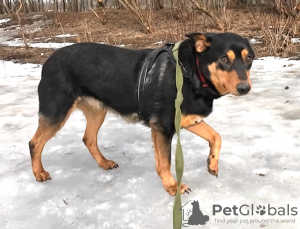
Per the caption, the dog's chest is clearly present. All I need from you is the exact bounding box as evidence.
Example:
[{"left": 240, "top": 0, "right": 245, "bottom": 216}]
[{"left": 182, "top": 96, "right": 214, "bottom": 118}]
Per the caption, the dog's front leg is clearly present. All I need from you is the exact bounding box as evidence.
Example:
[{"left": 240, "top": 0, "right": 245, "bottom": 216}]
[
  {"left": 151, "top": 125, "right": 190, "bottom": 195},
  {"left": 181, "top": 116, "right": 221, "bottom": 177}
]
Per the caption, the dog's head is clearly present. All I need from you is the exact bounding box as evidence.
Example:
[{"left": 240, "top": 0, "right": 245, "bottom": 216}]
[{"left": 186, "top": 32, "right": 255, "bottom": 96}]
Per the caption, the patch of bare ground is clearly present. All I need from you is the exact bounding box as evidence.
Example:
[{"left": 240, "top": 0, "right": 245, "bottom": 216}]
[
  {"left": 0, "top": 7, "right": 299, "bottom": 64},
  {"left": 0, "top": 46, "right": 53, "bottom": 64}
]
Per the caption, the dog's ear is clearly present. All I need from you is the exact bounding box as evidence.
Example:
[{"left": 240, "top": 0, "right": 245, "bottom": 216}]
[{"left": 185, "top": 33, "right": 212, "bottom": 53}]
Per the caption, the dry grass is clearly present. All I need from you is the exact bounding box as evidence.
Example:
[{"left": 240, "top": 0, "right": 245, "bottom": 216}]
[
  {"left": 250, "top": 6, "right": 300, "bottom": 57},
  {"left": 0, "top": 7, "right": 299, "bottom": 64}
]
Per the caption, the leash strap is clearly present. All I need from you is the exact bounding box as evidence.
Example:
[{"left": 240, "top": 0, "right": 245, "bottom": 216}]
[{"left": 172, "top": 41, "right": 184, "bottom": 229}]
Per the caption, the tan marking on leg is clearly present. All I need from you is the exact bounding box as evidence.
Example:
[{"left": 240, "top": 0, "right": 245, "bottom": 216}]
[
  {"left": 29, "top": 102, "right": 77, "bottom": 182},
  {"left": 241, "top": 49, "right": 249, "bottom": 61},
  {"left": 184, "top": 121, "right": 221, "bottom": 177},
  {"left": 76, "top": 101, "right": 118, "bottom": 170},
  {"left": 181, "top": 115, "right": 203, "bottom": 128},
  {"left": 151, "top": 125, "right": 190, "bottom": 195},
  {"left": 226, "top": 50, "right": 235, "bottom": 62}
]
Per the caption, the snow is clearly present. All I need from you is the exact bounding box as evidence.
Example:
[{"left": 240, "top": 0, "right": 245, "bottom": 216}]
[
  {"left": 0, "top": 57, "right": 300, "bottom": 229},
  {"left": 0, "top": 38, "right": 74, "bottom": 49},
  {"left": 55, "top": 34, "right": 76, "bottom": 38},
  {"left": 0, "top": 16, "right": 70, "bottom": 49},
  {"left": 153, "top": 41, "right": 163, "bottom": 45},
  {"left": 291, "top": 38, "right": 300, "bottom": 44},
  {"left": 0, "top": 18, "right": 11, "bottom": 24},
  {"left": 249, "top": 38, "right": 262, "bottom": 44}
]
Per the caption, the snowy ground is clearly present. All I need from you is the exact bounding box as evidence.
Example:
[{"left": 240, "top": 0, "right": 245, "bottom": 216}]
[
  {"left": 0, "top": 56, "right": 300, "bottom": 229},
  {"left": 0, "top": 16, "right": 74, "bottom": 49}
]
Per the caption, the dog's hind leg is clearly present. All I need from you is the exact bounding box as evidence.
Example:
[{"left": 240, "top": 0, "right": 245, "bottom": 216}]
[
  {"left": 29, "top": 104, "right": 76, "bottom": 182},
  {"left": 77, "top": 102, "right": 119, "bottom": 170},
  {"left": 151, "top": 125, "right": 190, "bottom": 196}
]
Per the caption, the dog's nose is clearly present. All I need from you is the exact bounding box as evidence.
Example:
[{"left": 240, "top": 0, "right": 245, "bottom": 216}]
[{"left": 236, "top": 82, "right": 250, "bottom": 95}]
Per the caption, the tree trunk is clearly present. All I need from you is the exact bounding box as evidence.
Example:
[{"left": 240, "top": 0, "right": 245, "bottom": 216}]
[
  {"left": 5, "top": 0, "right": 12, "bottom": 11},
  {"left": 41, "top": 0, "right": 44, "bottom": 12},
  {"left": 62, "top": 0, "right": 66, "bottom": 12},
  {"left": 0, "top": 0, "right": 4, "bottom": 14}
]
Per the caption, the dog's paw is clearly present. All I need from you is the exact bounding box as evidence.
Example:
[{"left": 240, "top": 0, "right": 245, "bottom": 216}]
[
  {"left": 180, "top": 183, "right": 192, "bottom": 194},
  {"left": 35, "top": 170, "right": 52, "bottom": 182},
  {"left": 99, "top": 160, "right": 119, "bottom": 170},
  {"left": 207, "top": 156, "right": 218, "bottom": 177},
  {"left": 164, "top": 181, "right": 191, "bottom": 196}
]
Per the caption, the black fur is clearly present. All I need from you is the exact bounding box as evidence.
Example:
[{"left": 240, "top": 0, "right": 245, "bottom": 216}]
[{"left": 38, "top": 32, "right": 254, "bottom": 139}]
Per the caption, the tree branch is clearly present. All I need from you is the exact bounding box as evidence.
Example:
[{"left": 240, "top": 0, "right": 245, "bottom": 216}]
[{"left": 188, "top": 0, "right": 226, "bottom": 31}]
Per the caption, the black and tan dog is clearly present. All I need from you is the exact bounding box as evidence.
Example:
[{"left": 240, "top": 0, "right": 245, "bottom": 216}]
[{"left": 29, "top": 32, "right": 255, "bottom": 195}]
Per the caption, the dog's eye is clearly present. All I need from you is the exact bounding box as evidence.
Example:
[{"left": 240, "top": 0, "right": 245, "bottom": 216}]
[
  {"left": 245, "top": 56, "right": 252, "bottom": 63},
  {"left": 220, "top": 56, "right": 229, "bottom": 64}
]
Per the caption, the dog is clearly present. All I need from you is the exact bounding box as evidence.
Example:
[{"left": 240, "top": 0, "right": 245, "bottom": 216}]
[{"left": 29, "top": 32, "right": 255, "bottom": 196}]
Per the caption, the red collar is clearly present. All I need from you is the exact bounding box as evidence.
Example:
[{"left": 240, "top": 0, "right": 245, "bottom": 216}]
[{"left": 195, "top": 57, "right": 208, "bottom": 88}]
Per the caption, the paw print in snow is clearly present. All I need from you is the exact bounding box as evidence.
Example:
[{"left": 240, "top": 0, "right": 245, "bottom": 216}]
[{"left": 256, "top": 205, "right": 266, "bottom": 215}]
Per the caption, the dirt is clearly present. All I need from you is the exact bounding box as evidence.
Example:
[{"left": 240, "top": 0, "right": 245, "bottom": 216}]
[{"left": 0, "top": 8, "right": 299, "bottom": 65}]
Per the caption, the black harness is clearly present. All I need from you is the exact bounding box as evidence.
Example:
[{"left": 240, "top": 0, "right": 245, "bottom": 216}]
[
  {"left": 137, "top": 44, "right": 175, "bottom": 115},
  {"left": 137, "top": 43, "right": 220, "bottom": 115}
]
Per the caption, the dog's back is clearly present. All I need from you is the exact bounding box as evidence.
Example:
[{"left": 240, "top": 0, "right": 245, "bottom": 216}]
[{"left": 39, "top": 43, "right": 152, "bottom": 123}]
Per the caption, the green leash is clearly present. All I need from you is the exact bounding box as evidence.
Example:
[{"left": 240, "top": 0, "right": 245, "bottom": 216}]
[{"left": 172, "top": 41, "right": 184, "bottom": 229}]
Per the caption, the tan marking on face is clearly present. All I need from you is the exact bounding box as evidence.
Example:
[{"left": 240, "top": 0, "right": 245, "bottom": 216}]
[
  {"left": 246, "top": 70, "right": 252, "bottom": 87},
  {"left": 226, "top": 50, "right": 235, "bottom": 62},
  {"left": 181, "top": 115, "right": 204, "bottom": 128},
  {"left": 241, "top": 49, "right": 249, "bottom": 61},
  {"left": 208, "top": 63, "right": 229, "bottom": 95},
  {"left": 208, "top": 62, "right": 252, "bottom": 96}
]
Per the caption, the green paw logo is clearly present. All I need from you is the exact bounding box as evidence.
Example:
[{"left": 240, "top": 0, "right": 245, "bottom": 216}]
[{"left": 256, "top": 205, "right": 266, "bottom": 215}]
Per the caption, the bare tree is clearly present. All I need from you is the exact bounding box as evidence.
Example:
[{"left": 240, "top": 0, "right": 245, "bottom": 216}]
[
  {"left": 188, "top": 0, "right": 226, "bottom": 30},
  {"left": 16, "top": 0, "right": 29, "bottom": 48},
  {"left": 118, "top": 0, "right": 152, "bottom": 33},
  {"left": 274, "top": 0, "right": 299, "bottom": 18}
]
